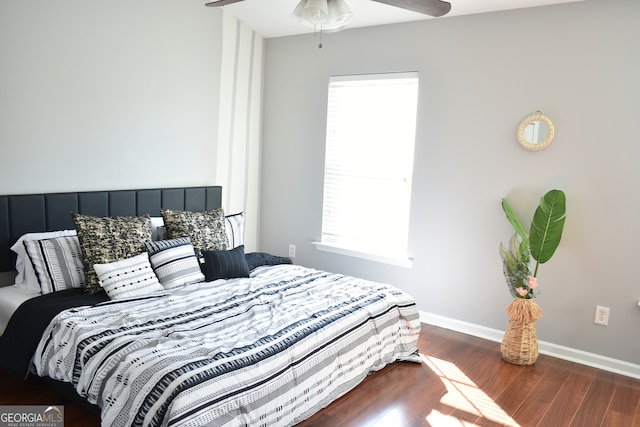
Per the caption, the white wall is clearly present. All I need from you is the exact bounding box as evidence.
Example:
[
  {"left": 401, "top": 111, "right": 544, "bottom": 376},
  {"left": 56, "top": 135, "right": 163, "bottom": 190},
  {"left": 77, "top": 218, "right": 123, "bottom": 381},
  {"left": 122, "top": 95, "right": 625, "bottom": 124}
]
[
  {"left": 216, "top": 12, "right": 264, "bottom": 252},
  {"left": 0, "top": 1, "right": 223, "bottom": 194},
  {"left": 260, "top": 0, "right": 640, "bottom": 367}
]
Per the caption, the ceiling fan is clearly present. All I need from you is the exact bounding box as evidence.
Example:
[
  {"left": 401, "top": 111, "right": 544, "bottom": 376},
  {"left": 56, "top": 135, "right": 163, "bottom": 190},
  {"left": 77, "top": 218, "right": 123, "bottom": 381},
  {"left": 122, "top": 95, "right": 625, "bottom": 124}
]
[{"left": 204, "top": 0, "right": 452, "bottom": 18}]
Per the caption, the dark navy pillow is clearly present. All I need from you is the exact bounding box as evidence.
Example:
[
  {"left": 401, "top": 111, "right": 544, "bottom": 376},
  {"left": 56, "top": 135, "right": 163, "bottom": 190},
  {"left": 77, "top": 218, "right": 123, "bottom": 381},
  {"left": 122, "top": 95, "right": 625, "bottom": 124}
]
[{"left": 202, "top": 245, "right": 250, "bottom": 281}]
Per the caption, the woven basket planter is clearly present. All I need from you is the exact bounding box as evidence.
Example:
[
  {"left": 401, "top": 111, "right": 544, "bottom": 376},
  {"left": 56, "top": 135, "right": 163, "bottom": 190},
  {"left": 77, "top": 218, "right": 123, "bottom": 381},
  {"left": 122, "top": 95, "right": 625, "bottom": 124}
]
[{"left": 501, "top": 298, "right": 543, "bottom": 366}]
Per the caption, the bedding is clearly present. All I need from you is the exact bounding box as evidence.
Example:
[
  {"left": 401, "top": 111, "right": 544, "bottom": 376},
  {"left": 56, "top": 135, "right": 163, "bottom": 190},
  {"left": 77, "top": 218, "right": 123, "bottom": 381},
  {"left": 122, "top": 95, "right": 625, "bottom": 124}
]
[
  {"left": 0, "top": 285, "right": 37, "bottom": 335},
  {"left": 31, "top": 263, "right": 420, "bottom": 427},
  {"left": 0, "top": 186, "right": 420, "bottom": 427},
  {"left": 0, "top": 288, "right": 108, "bottom": 377}
]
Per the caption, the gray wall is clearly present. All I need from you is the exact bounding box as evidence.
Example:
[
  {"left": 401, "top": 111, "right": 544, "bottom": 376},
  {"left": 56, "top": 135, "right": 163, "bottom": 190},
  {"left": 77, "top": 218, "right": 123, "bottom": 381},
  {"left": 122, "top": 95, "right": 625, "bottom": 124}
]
[
  {"left": 0, "top": 1, "right": 223, "bottom": 194},
  {"left": 260, "top": 0, "right": 640, "bottom": 365}
]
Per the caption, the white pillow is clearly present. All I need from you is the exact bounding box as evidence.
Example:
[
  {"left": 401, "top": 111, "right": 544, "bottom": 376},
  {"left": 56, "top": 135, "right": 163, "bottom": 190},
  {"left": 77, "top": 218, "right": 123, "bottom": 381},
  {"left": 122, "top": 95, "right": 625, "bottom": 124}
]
[
  {"left": 225, "top": 212, "right": 244, "bottom": 249},
  {"left": 10, "top": 230, "right": 77, "bottom": 293},
  {"left": 94, "top": 252, "right": 163, "bottom": 300},
  {"left": 24, "top": 236, "right": 85, "bottom": 294},
  {"left": 150, "top": 216, "right": 166, "bottom": 241}
]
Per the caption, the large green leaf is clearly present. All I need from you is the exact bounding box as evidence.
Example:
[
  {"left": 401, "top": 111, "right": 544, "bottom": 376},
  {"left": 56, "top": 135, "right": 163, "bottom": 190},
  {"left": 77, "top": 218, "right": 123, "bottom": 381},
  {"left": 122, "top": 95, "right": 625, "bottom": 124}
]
[
  {"left": 501, "top": 198, "right": 528, "bottom": 243},
  {"left": 530, "top": 190, "right": 566, "bottom": 269}
]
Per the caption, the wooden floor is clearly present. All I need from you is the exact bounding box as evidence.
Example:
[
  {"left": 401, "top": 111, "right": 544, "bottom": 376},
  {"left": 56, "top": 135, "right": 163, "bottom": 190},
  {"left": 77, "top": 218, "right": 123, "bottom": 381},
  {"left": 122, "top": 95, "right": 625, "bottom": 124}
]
[{"left": 1, "top": 323, "right": 639, "bottom": 426}]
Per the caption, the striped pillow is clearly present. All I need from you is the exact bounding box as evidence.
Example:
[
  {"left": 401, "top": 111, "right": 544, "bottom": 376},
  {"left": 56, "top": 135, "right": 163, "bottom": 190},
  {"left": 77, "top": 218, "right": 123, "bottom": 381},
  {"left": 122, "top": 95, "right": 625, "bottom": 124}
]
[
  {"left": 145, "top": 237, "right": 204, "bottom": 289},
  {"left": 24, "top": 236, "right": 85, "bottom": 294},
  {"left": 94, "top": 252, "right": 163, "bottom": 300}
]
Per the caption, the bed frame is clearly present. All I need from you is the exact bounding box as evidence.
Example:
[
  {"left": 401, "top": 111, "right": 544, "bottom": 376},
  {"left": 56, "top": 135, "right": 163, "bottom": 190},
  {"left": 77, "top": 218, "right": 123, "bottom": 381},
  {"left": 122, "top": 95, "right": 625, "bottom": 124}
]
[{"left": 0, "top": 186, "right": 222, "bottom": 273}]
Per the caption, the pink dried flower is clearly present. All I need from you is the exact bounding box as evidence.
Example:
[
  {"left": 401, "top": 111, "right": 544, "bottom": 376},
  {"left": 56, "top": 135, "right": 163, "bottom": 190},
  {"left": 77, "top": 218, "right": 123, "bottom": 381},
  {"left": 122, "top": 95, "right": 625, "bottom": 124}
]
[
  {"left": 528, "top": 276, "right": 538, "bottom": 289},
  {"left": 516, "top": 287, "right": 528, "bottom": 297}
]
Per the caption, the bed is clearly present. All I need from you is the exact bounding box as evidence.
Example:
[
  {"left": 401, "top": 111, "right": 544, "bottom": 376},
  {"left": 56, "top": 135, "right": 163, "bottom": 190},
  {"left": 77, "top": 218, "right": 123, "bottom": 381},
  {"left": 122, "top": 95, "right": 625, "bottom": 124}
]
[{"left": 0, "top": 186, "right": 421, "bottom": 426}]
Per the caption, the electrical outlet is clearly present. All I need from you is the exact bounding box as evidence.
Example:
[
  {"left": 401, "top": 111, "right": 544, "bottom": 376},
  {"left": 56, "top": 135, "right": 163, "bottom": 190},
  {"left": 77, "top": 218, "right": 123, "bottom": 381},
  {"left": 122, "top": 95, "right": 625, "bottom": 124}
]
[
  {"left": 594, "top": 305, "right": 610, "bottom": 326},
  {"left": 288, "top": 244, "right": 296, "bottom": 258}
]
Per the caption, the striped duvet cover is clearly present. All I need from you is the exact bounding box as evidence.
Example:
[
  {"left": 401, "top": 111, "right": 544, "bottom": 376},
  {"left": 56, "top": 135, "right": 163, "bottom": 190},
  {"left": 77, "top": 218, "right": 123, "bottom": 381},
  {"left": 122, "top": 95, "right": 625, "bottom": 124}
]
[{"left": 33, "top": 264, "right": 421, "bottom": 426}]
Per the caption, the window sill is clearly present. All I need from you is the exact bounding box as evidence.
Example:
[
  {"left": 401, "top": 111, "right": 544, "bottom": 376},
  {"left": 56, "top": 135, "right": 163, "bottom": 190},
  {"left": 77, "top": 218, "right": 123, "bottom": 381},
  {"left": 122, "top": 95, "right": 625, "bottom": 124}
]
[{"left": 312, "top": 242, "right": 414, "bottom": 268}]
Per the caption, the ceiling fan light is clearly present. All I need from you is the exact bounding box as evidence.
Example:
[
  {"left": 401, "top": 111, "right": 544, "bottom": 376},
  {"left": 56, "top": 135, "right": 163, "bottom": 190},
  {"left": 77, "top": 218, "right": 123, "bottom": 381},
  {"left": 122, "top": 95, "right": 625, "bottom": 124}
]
[
  {"left": 291, "top": 0, "right": 353, "bottom": 34},
  {"left": 291, "top": 0, "right": 309, "bottom": 24},
  {"left": 328, "top": 0, "right": 353, "bottom": 26},
  {"left": 302, "top": 0, "right": 330, "bottom": 24}
]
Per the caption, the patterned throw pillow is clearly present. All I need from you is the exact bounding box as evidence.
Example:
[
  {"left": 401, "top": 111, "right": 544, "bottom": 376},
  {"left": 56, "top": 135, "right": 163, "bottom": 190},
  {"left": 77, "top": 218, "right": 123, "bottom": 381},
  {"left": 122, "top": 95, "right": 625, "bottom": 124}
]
[
  {"left": 161, "top": 208, "right": 228, "bottom": 258},
  {"left": 94, "top": 252, "right": 163, "bottom": 300},
  {"left": 72, "top": 213, "right": 153, "bottom": 294},
  {"left": 23, "top": 235, "right": 85, "bottom": 294},
  {"left": 202, "top": 245, "right": 250, "bottom": 281},
  {"left": 225, "top": 212, "right": 244, "bottom": 249},
  {"left": 144, "top": 237, "right": 204, "bottom": 289}
]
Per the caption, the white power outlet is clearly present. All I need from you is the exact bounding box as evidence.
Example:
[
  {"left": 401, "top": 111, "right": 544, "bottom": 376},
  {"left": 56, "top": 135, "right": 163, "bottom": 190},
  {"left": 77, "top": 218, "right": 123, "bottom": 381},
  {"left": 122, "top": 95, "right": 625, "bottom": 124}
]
[
  {"left": 288, "top": 244, "right": 296, "bottom": 258},
  {"left": 594, "top": 305, "right": 610, "bottom": 326}
]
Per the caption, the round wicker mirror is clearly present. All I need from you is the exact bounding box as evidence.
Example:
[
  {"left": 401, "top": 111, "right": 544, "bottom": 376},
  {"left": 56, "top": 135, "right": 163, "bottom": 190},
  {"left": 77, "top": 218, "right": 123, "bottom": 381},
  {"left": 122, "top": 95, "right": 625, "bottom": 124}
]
[{"left": 517, "top": 111, "right": 555, "bottom": 151}]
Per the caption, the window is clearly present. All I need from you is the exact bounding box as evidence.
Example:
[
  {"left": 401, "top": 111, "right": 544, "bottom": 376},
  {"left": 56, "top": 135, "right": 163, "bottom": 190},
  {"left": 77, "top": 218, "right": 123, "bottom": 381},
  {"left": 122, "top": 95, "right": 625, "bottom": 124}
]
[{"left": 315, "top": 72, "right": 419, "bottom": 267}]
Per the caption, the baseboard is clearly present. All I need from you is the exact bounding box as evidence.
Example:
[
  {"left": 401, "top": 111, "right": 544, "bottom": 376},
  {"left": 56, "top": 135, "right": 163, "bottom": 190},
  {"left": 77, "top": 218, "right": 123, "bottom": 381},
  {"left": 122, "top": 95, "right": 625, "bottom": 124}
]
[{"left": 419, "top": 310, "right": 640, "bottom": 380}]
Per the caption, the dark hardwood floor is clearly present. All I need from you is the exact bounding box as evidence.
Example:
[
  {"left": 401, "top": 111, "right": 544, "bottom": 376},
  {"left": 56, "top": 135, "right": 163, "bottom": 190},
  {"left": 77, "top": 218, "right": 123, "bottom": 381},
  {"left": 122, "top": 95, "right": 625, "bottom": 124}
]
[{"left": 1, "top": 323, "right": 638, "bottom": 426}]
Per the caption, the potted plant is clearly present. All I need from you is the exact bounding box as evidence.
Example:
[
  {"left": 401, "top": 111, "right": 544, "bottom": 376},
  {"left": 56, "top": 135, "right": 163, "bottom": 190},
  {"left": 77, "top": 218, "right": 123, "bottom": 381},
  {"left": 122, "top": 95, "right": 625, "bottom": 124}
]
[{"left": 499, "top": 189, "right": 566, "bottom": 365}]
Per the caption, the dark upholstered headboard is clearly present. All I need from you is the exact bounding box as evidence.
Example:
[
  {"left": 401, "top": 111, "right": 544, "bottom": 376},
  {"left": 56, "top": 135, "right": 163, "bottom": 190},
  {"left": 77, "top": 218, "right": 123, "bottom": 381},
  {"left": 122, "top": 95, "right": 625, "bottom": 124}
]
[{"left": 0, "top": 186, "right": 222, "bottom": 273}]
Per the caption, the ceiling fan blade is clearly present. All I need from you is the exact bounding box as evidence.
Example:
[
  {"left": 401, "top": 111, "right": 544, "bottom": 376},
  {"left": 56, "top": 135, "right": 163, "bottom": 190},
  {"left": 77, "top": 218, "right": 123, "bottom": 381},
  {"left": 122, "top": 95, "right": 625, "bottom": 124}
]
[
  {"left": 370, "top": 0, "right": 451, "bottom": 17},
  {"left": 205, "top": 0, "right": 245, "bottom": 7}
]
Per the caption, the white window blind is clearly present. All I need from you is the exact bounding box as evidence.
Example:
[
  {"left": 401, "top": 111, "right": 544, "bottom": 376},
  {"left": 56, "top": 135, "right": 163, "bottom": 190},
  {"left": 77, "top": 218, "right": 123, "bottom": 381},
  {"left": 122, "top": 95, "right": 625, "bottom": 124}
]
[{"left": 319, "top": 72, "right": 418, "bottom": 262}]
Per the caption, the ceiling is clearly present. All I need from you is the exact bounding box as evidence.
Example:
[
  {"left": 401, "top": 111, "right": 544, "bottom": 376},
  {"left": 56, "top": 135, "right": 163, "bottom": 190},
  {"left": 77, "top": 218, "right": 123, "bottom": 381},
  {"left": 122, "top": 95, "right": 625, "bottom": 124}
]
[{"left": 212, "top": 0, "right": 585, "bottom": 38}]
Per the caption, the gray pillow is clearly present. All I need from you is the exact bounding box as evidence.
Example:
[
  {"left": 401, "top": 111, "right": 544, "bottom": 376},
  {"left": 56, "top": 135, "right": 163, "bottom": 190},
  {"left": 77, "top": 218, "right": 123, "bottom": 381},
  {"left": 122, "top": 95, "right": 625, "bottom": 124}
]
[{"left": 202, "top": 245, "right": 249, "bottom": 281}]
